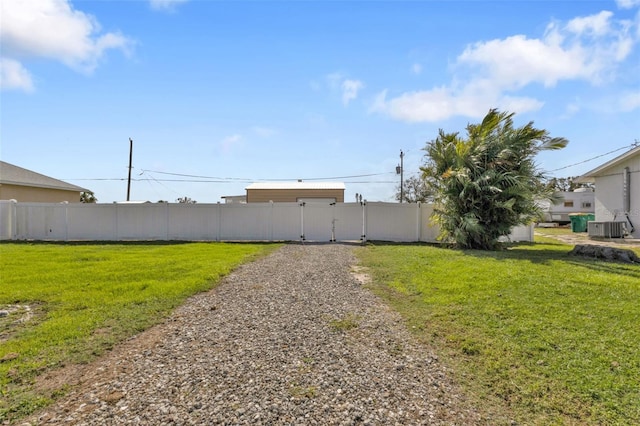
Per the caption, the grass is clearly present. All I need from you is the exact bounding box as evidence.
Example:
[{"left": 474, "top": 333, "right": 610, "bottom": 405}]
[
  {"left": 533, "top": 226, "right": 573, "bottom": 236},
  {"left": 356, "top": 239, "right": 640, "bottom": 425},
  {"left": 328, "top": 313, "right": 360, "bottom": 333},
  {"left": 0, "top": 242, "right": 278, "bottom": 422}
]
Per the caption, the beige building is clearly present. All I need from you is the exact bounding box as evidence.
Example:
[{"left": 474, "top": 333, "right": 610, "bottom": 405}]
[
  {"left": 245, "top": 182, "right": 345, "bottom": 203},
  {"left": 0, "top": 161, "right": 88, "bottom": 203}
]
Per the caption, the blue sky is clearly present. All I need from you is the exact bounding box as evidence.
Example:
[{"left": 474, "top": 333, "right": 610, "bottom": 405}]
[{"left": 1, "top": 0, "right": 639, "bottom": 203}]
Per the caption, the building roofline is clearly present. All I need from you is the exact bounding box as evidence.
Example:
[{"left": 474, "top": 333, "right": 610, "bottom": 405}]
[
  {"left": 574, "top": 145, "right": 640, "bottom": 183},
  {"left": 245, "top": 182, "right": 346, "bottom": 190},
  {"left": 0, "top": 161, "right": 89, "bottom": 192}
]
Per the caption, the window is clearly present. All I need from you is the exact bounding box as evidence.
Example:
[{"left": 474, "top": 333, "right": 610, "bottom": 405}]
[
  {"left": 564, "top": 201, "right": 574, "bottom": 208},
  {"left": 582, "top": 202, "right": 592, "bottom": 208}
]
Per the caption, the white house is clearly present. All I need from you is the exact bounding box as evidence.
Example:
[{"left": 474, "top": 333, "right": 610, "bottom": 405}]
[
  {"left": 539, "top": 188, "right": 595, "bottom": 223},
  {"left": 575, "top": 145, "right": 640, "bottom": 238}
]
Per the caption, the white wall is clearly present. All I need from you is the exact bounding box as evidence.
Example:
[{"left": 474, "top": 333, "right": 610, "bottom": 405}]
[
  {"left": 0, "top": 201, "right": 533, "bottom": 243},
  {"left": 593, "top": 155, "right": 640, "bottom": 238}
]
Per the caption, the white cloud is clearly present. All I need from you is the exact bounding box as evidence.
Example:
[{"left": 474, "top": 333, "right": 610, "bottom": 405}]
[
  {"left": 341, "top": 79, "right": 364, "bottom": 106},
  {"left": 0, "top": 0, "right": 131, "bottom": 72},
  {"left": 411, "top": 63, "right": 422, "bottom": 75},
  {"left": 565, "top": 10, "right": 614, "bottom": 36},
  {"left": 1, "top": 0, "right": 132, "bottom": 74},
  {"left": 309, "top": 80, "right": 322, "bottom": 92},
  {"left": 149, "top": 0, "right": 189, "bottom": 12},
  {"left": 458, "top": 12, "right": 633, "bottom": 89},
  {"left": 373, "top": 9, "right": 638, "bottom": 122},
  {"left": 252, "top": 126, "right": 277, "bottom": 138},
  {"left": 562, "top": 100, "right": 582, "bottom": 118},
  {"left": 326, "top": 72, "right": 344, "bottom": 91},
  {"left": 220, "top": 134, "right": 243, "bottom": 153},
  {"left": 458, "top": 35, "right": 584, "bottom": 89},
  {"left": 0, "top": 58, "right": 34, "bottom": 92},
  {"left": 320, "top": 72, "right": 365, "bottom": 106},
  {"left": 618, "top": 90, "right": 640, "bottom": 111},
  {"left": 371, "top": 86, "right": 543, "bottom": 123},
  {"left": 616, "top": 0, "right": 640, "bottom": 9}
]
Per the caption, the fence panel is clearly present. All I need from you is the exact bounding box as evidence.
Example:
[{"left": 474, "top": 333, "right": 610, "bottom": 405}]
[
  {"left": 0, "top": 201, "right": 534, "bottom": 243},
  {"left": 219, "top": 203, "right": 273, "bottom": 241},
  {"left": 15, "top": 203, "right": 66, "bottom": 240},
  {"left": 366, "top": 202, "right": 420, "bottom": 242},
  {"left": 271, "top": 203, "right": 302, "bottom": 241},
  {"left": 0, "top": 201, "right": 15, "bottom": 240},
  {"left": 506, "top": 224, "right": 534, "bottom": 242},
  {"left": 419, "top": 203, "right": 439, "bottom": 242},
  {"left": 115, "top": 204, "right": 168, "bottom": 240},
  {"left": 334, "top": 203, "right": 365, "bottom": 241},
  {"left": 302, "top": 203, "right": 335, "bottom": 241},
  {"left": 168, "top": 204, "right": 219, "bottom": 241},
  {"left": 67, "top": 204, "right": 117, "bottom": 240}
]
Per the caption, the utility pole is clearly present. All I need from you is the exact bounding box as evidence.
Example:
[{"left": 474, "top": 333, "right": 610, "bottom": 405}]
[
  {"left": 396, "top": 149, "right": 404, "bottom": 203},
  {"left": 126, "top": 138, "right": 133, "bottom": 201}
]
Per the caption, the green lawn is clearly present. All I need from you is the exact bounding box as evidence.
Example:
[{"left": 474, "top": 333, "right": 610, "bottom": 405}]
[
  {"left": 356, "top": 240, "right": 640, "bottom": 425},
  {"left": 534, "top": 226, "right": 573, "bottom": 236},
  {"left": 0, "top": 242, "right": 278, "bottom": 422}
]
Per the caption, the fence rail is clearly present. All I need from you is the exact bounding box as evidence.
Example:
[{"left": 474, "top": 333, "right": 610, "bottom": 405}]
[{"left": 0, "top": 200, "right": 533, "bottom": 243}]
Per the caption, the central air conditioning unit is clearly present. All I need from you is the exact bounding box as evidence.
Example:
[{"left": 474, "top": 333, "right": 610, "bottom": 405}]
[{"left": 588, "top": 221, "right": 625, "bottom": 238}]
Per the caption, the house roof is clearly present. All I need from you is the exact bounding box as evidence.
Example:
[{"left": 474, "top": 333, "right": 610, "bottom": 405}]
[
  {"left": 574, "top": 145, "right": 640, "bottom": 183},
  {"left": 0, "top": 161, "right": 88, "bottom": 192},
  {"left": 246, "top": 182, "right": 346, "bottom": 190}
]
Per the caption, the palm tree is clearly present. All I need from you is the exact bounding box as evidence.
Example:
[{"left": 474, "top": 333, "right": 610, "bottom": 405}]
[
  {"left": 80, "top": 191, "right": 97, "bottom": 203},
  {"left": 421, "top": 109, "right": 568, "bottom": 250}
]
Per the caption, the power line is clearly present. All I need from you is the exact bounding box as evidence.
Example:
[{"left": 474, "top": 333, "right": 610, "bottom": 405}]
[
  {"left": 547, "top": 144, "right": 635, "bottom": 173},
  {"left": 139, "top": 169, "right": 394, "bottom": 181},
  {"left": 65, "top": 177, "right": 397, "bottom": 184}
]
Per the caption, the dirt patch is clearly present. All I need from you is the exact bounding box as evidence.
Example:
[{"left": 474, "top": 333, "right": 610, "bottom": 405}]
[
  {"left": 350, "top": 265, "right": 371, "bottom": 285},
  {"left": 0, "top": 304, "right": 44, "bottom": 344},
  {"left": 34, "top": 319, "right": 167, "bottom": 396}
]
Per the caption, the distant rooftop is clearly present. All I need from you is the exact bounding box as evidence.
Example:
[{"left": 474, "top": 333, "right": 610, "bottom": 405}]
[
  {"left": 0, "top": 161, "right": 87, "bottom": 192},
  {"left": 246, "top": 182, "right": 346, "bottom": 190}
]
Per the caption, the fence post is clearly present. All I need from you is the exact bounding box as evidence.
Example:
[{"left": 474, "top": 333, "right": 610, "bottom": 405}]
[
  {"left": 12, "top": 200, "right": 18, "bottom": 240},
  {"left": 300, "top": 202, "right": 306, "bottom": 241},
  {"left": 416, "top": 202, "right": 422, "bottom": 242},
  {"left": 361, "top": 201, "right": 367, "bottom": 243},
  {"left": 165, "top": 202, "right": 170, "bottom": 241},
  {"left": 269, "top": 201, "right": 274, "bottom": 242},
  {"left": 115, "top": 202, "right": 119, "bottom": 240},
  {"left": 217, "top": 202, "right": 222, "bottom": 242},
  {"left": 62, "top": 201, "right": 69, "bottom": 242}
]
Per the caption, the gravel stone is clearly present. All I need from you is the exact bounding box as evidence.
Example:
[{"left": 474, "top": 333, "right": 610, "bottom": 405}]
[{"left": 26, "top": 244, "right": 485, "bottom": 425}]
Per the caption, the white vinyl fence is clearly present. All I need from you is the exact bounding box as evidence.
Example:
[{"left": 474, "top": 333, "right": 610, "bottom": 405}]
[{"left": 0, "top": 200, "right": 533, "bottom": 243}]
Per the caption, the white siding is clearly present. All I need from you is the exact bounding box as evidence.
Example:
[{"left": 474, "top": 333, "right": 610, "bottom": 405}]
[{"left": 593, "top": 155, "right": 640, "bottom": 238}]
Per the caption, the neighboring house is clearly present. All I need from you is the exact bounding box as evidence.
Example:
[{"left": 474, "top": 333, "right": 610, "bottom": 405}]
[
  {"left": 221, "top": 195, "right": 247, "bottom": 204},
  {"left": 0, "top": 161, "right": 88, "bottom": 203},
  {"left": 575, "top": 145, "right": 640, "bottom": 238},
  {"left": 539, "top": 189, "right": 595, "bottom": 223},
  {"left": 245, "top": 182, "right": 345, "bottom": 203}
]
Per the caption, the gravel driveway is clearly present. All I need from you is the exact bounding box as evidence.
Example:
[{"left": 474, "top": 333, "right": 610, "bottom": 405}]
[{"left": 26, "top": 244, "right": 482, "bottom": 425}]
